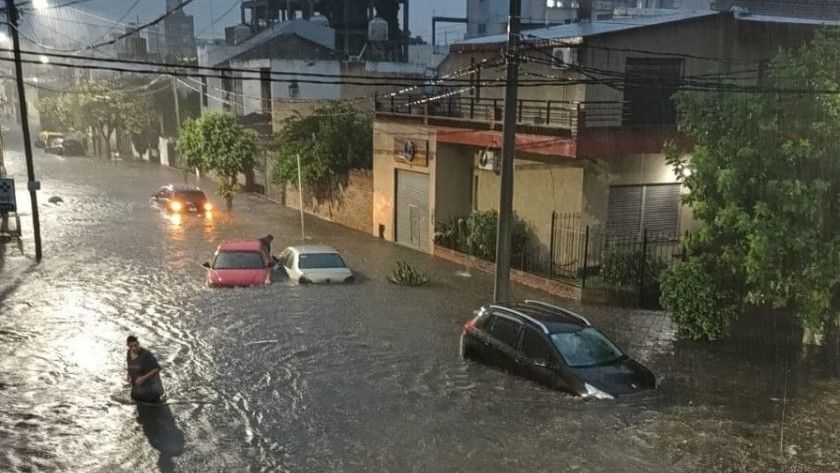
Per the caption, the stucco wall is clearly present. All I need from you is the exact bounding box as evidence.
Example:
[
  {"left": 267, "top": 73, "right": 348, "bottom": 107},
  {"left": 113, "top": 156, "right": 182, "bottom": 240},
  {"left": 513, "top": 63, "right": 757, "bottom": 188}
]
[
  {"left": 372, "top": 120, "right": 436, "bottom": 244},
  {"left": 474, "top": 157, "right": 584, "bottom": 250},
  {"left": 434, "top": 143, "right": 475, "bottom": 226},
  {"left": 229, "top": 59, "right": 270, "bottom": 115},
  {"left": 279, "top": 169, "right": 373, "bottom": 234},
  {"left": 582, "top": 152, "right": 697, "bottom": 233}
]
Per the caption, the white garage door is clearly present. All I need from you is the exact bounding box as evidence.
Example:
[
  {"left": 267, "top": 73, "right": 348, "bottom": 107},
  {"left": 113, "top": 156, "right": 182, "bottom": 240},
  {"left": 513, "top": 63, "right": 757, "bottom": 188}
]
[{"left": 395, "top": 170, "right": 430, "bottom": 252}]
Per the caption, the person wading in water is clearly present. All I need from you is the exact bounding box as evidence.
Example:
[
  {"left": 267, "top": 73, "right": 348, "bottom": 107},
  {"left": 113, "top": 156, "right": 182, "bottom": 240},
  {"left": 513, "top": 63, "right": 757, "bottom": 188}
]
[{"left": 126, "top": 335, "right": 165, "bottom": 403}]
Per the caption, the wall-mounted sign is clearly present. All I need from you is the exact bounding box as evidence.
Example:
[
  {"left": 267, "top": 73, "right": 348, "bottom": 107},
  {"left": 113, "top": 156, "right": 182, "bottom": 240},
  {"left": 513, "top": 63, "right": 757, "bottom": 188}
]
[
  {"left": 0, "top": 177, "right": 16, "bottom": 212},
  {"left": 394, "top": 138, "right": 428, "bottom": 167},
  {"left": 401, "top": 140, "right": 416, "bottom": 162}
]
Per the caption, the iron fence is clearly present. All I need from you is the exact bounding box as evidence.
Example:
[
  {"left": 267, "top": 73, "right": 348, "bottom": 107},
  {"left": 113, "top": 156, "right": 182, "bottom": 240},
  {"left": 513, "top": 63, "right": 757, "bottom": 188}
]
[{"left": 435, "top": 211, "right": 687, "bottom": 297}]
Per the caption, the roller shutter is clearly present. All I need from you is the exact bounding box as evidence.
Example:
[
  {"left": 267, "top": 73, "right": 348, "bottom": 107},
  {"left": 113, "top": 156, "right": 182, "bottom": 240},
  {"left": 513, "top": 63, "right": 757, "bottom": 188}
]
[
  {"left": 395, "top": 170, "right": 430, "bottom": 252},
  {"left": 607, "top": 184, "right": 680, "bottom": 239}
]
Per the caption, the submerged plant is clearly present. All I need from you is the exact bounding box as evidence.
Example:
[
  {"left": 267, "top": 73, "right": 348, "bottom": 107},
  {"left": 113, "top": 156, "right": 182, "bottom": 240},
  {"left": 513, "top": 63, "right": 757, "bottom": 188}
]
[{"left": 387, "top": 260, "right": 430, "bottom": 286}]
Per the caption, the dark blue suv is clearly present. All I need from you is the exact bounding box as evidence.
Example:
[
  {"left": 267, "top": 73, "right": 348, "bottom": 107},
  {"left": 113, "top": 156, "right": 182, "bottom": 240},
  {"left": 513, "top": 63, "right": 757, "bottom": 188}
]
[{"left": 460, "top": 300, "right": 656, "bottom": 398}]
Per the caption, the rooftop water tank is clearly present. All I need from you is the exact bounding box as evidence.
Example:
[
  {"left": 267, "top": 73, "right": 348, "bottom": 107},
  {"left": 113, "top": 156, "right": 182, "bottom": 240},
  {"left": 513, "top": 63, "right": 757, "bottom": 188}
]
[
  {"left": 368, "top": 17, "right": 389, "bottom": 42},
  {"left": 309, "top": 14, "right": 330, "bottom": 27}
]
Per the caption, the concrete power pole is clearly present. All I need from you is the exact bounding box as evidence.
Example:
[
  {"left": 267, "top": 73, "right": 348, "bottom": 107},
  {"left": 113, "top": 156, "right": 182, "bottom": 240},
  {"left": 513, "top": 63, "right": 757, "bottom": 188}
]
[
  {"left": 6, "top": 0, "right": 42, "bottom": 262},
  {"left": 493, "top": 0, "right": 522, "bottom": 303}
]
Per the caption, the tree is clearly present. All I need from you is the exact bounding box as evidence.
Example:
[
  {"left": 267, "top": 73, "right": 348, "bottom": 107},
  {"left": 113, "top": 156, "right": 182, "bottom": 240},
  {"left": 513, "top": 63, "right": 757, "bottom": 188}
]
[
  {"left": 271, "top": 102, "right": 372, "bottom": 201},
  {"left": 176, "top": 112, "right": 257, "bottom": 211},
  {"left": 664, "top": 32, "right": 840, "bottom": 342},
  {"left": 38, "top": 78, "right": 152, "bottom": 159}
]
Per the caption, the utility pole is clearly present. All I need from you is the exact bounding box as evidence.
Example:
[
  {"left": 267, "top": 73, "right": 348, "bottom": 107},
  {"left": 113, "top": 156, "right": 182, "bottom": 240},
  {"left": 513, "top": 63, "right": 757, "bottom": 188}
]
[
  {"left": 171, "top": 75, "right": 181, "bottom": 135},
  {"left": 493, "top": 0, "right": 522, "bottom": 303},
  {"left": 6, "top": 0, "right": 42, "bottom": 262}
]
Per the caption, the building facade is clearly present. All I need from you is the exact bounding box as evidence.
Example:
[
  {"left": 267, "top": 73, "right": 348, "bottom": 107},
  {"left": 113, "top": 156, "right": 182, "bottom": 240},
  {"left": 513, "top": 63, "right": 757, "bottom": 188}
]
[{"left": 371, "top": 8, "right": 827, "bottom": 271}]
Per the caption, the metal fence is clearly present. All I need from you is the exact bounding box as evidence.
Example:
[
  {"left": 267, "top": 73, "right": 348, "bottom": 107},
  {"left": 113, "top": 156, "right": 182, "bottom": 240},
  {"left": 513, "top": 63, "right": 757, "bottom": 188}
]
[{"left": 435, "top": 211, "right": 687, "bottom": 296}]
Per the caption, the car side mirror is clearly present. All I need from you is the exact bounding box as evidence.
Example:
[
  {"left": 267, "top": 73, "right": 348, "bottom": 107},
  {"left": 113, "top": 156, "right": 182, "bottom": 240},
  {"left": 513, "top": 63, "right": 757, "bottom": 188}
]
[{"left": 201, "top": 262, "right": 211, "bottom": 269}]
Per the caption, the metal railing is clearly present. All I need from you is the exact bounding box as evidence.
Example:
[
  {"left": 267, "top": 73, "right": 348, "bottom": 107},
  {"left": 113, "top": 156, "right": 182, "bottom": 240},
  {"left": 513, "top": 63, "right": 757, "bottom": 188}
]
[
  {"left": 375, "top": 94, "right": 628, "bottom": 133},
  {"left": 435, "top": 211, "right": 687, "bottom": 305}
]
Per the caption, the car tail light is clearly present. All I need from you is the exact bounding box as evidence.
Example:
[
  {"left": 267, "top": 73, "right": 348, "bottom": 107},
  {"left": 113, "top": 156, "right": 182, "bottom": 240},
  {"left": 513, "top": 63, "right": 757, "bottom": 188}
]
[
  {"left": 464, "top": 320, "right": 476, "bottom": 330},
  {"left": 299, "top": 276, "right": 313, "bottom": 285},
  {"left": 343, "top": 275, "right": 355, "bottom": 283},
  {"left": 169, "top": 201, "right": 183, "bottom": 212}
]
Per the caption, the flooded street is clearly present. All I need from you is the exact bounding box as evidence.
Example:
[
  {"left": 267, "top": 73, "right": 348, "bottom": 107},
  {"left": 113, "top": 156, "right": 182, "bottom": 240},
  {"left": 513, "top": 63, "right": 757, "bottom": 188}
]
[{"left": 1, "top": 132, "right": 838, "bottom": 472}]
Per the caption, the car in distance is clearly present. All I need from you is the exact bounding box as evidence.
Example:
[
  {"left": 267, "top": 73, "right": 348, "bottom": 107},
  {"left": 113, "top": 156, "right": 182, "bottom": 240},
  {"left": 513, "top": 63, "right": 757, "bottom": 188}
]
[
  {"left": 275, "top": 245, "right": 354, "bottom": 284},
  {"left": 460, "top": 300, "right": 656, "bottom": 399},
  {"left": 45, "top": 138, "right": 86, "bottom": 156},
  {"left": 151, "top": 184, "right": 212, "bottom": 216},
  {"left": 202, "top": 239, "right": 273, "bottom": 287},
  {"left": 35, "top": 131, "right": 64, "bottom": 148}
]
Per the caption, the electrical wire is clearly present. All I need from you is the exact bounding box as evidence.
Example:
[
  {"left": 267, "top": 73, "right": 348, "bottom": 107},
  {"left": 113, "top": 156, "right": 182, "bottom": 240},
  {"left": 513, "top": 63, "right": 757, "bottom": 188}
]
[{"left": 9, "top": 0, "right": 197, "bottom": 53}]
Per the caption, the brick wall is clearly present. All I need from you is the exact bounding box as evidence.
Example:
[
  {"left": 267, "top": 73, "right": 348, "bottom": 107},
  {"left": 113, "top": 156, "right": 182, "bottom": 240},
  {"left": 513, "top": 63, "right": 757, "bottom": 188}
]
[{"left": 257, "top": 169, "right": 372, "bottom": 233}]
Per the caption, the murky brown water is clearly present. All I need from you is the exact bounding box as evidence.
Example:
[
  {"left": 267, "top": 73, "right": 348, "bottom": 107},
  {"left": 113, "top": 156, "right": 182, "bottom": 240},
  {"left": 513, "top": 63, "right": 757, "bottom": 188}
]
[{"left": 1, "top": 131, "right": 838, "bottom": 472}]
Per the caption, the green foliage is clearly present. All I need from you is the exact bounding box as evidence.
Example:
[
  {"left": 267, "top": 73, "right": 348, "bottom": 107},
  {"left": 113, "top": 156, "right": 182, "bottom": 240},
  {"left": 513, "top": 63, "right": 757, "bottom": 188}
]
[
  {"left": 38, "top": 78, "right": 153, "bottom": 157},
  {"left": 434, "top": 216, "right": 469, "bottom": 252},
  {"left": 176, "top": 112, "right": 258, "bottom": 210},
  {"left": 600, "top": 250, "right": 667, "bottom": 290},
  {"left": 660, "top": 260, "right": 740, "bottom": 341},
  {"left": 387, "top": 260, "right": 430, "bottom": 286},
  {"left": 271, "top": 102, "right": 372, "bottom": 196},
  {"left": 665, "top": 32, "right": 840, "bottom": 337},
  {"left": 465, "top": 210, "right": 532, "bottom": 262}
]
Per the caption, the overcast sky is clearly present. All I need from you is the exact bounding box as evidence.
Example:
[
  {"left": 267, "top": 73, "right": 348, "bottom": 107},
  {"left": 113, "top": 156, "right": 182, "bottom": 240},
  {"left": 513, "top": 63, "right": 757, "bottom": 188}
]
[{"left": 58, "top": 0, "right": 468, "bottom": 44}]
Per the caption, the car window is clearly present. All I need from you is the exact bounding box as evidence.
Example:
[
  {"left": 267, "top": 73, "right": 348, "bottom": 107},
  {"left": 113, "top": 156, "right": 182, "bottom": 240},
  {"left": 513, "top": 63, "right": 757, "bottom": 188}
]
[
  {"left": 213, "top": 251, "right": 266, "bottom": 270},
  {"left": 550, "top": 328, "right": 624, "bottom": 368},
  {"left": 174, "top": 190, "right": 206, "bottom": 202},
  {"left": 298, "top": 252, "right": 347, "bottom": 269},
  {"left": 284, "top": 252, "right": 295, "bottom": 269},
  {"left": 488, "top": 316, "right": 521, "bottom": 347},
  {"left": 521, "top": 328, "right": 553, "bottom": 362}
]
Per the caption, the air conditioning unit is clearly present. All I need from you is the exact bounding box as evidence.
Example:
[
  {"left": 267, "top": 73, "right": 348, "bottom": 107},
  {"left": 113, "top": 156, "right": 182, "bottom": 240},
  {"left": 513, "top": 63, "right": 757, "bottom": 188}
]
[
  {"left": 478, "top": 150, "right": 499, "bottom": 172},
  {"left": 551, "top": 47, "right": 578, "bottom": 69}
]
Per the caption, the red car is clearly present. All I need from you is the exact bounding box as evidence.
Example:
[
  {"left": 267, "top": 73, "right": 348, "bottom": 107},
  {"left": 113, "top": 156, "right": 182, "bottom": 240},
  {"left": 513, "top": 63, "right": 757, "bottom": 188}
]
[{"left": 203, "top": 240, "right": 273, "bottom": 287}]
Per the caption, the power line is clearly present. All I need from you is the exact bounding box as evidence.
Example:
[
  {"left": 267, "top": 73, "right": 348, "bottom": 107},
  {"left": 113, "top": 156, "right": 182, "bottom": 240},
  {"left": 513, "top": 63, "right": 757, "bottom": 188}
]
[
  {"left": 12, "top": 0, "right": 197, "bottom": 53},
  {"left": 8, "top": 46, "right": 504, "bottom": 84}
]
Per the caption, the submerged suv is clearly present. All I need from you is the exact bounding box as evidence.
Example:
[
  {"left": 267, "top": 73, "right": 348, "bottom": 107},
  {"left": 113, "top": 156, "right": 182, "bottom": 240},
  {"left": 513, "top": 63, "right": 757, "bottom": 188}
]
[{"left": 460, "top": 300, "right": 656, "bottom": 399}]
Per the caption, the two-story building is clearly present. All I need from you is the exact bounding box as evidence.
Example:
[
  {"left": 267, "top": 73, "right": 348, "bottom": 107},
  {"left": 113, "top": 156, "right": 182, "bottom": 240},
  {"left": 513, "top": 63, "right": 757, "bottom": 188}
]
[{"left": 371, "top": 7, "right": 829, "bottom": 282}]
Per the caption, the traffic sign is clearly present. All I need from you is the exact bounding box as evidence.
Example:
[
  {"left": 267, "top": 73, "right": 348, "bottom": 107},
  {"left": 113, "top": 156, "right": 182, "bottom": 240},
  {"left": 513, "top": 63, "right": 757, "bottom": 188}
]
[{"left": 0, "top": 177, "right": 16, "bottom": 212}]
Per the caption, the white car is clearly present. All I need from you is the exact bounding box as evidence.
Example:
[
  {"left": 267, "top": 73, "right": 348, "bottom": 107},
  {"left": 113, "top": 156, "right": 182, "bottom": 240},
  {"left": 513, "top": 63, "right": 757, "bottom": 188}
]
[{"left": 276, "top": 245, "right": 354, "bottom": 284}]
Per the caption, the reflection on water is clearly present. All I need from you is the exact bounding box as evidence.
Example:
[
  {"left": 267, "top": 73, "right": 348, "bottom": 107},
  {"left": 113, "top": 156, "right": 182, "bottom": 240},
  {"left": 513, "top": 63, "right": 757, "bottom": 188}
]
[
  {"left": 0, "top": 144, "right": 838, "bottom": 472},
  {"left": 136, "top": 404, "right": 185, "bottom": 473}
]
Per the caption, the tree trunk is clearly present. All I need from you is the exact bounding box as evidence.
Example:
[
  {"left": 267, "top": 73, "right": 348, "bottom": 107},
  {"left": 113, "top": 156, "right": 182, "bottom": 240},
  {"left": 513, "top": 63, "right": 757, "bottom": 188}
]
[{"left": 226, "top": 175, "right": 236, "bottom": 211}]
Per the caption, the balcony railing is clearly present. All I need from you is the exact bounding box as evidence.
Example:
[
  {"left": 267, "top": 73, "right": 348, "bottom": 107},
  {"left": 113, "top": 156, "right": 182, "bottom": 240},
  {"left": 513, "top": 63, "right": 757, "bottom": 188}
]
[{"left": 374, "top": 94, "right": 629, "bottom": 134}]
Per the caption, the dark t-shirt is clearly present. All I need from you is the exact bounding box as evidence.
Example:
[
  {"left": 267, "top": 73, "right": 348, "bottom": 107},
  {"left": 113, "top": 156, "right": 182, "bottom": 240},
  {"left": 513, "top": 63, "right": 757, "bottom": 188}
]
[{"left": 127, "top": 349, "right": 161, "bottom": 382}]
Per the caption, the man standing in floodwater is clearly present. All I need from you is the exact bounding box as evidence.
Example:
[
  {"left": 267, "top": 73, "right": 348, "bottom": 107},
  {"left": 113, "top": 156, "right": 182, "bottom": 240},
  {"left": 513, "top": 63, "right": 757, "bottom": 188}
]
[{"left": 126, "top": 335, "right": 165, "bottom": 403}]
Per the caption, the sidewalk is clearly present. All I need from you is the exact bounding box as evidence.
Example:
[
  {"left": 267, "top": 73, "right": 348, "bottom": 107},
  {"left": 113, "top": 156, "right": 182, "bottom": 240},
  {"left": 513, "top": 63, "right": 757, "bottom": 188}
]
[{"left": 0, "top": 237, "right": 34, "bottom": 302}]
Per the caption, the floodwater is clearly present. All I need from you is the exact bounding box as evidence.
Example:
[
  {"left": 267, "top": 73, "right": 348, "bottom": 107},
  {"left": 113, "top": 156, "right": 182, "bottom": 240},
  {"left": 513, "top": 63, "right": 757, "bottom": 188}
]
[{"left": 1, "top": 131, "right": 838, "bottom": 472}]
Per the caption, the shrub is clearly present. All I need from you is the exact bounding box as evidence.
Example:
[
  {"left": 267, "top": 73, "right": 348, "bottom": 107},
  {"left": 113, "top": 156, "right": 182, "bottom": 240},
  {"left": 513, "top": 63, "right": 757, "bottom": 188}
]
[
  {"left": 659, "top": 259, "right": 739, "bottom": 340},
  {"left": 434, "top": 217, "right": 469, "bottom": 252},
  {"left": 465, "top": 210, "right": 532, "bottom": 262},
  {"left": 600, "top": 250, "right": 667, "bottom": 290},
  {"left": 387, "top": 260, "right": 430, "bottom": 286}
]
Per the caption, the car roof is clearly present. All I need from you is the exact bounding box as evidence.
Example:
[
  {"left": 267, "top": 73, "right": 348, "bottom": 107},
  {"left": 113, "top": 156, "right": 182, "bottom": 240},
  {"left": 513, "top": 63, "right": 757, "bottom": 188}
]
[
  {"left": 485, "top": 300, "right": 592, "bottom": 334},
  {"left": 164, "top": 184, "right": 203, "bottom": 192},
  {"left": 217, "top": 240, "right": 263, "bottom": 252},
  {"left": 286, "top": 245, "right": 341, "bottom": 254}
]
